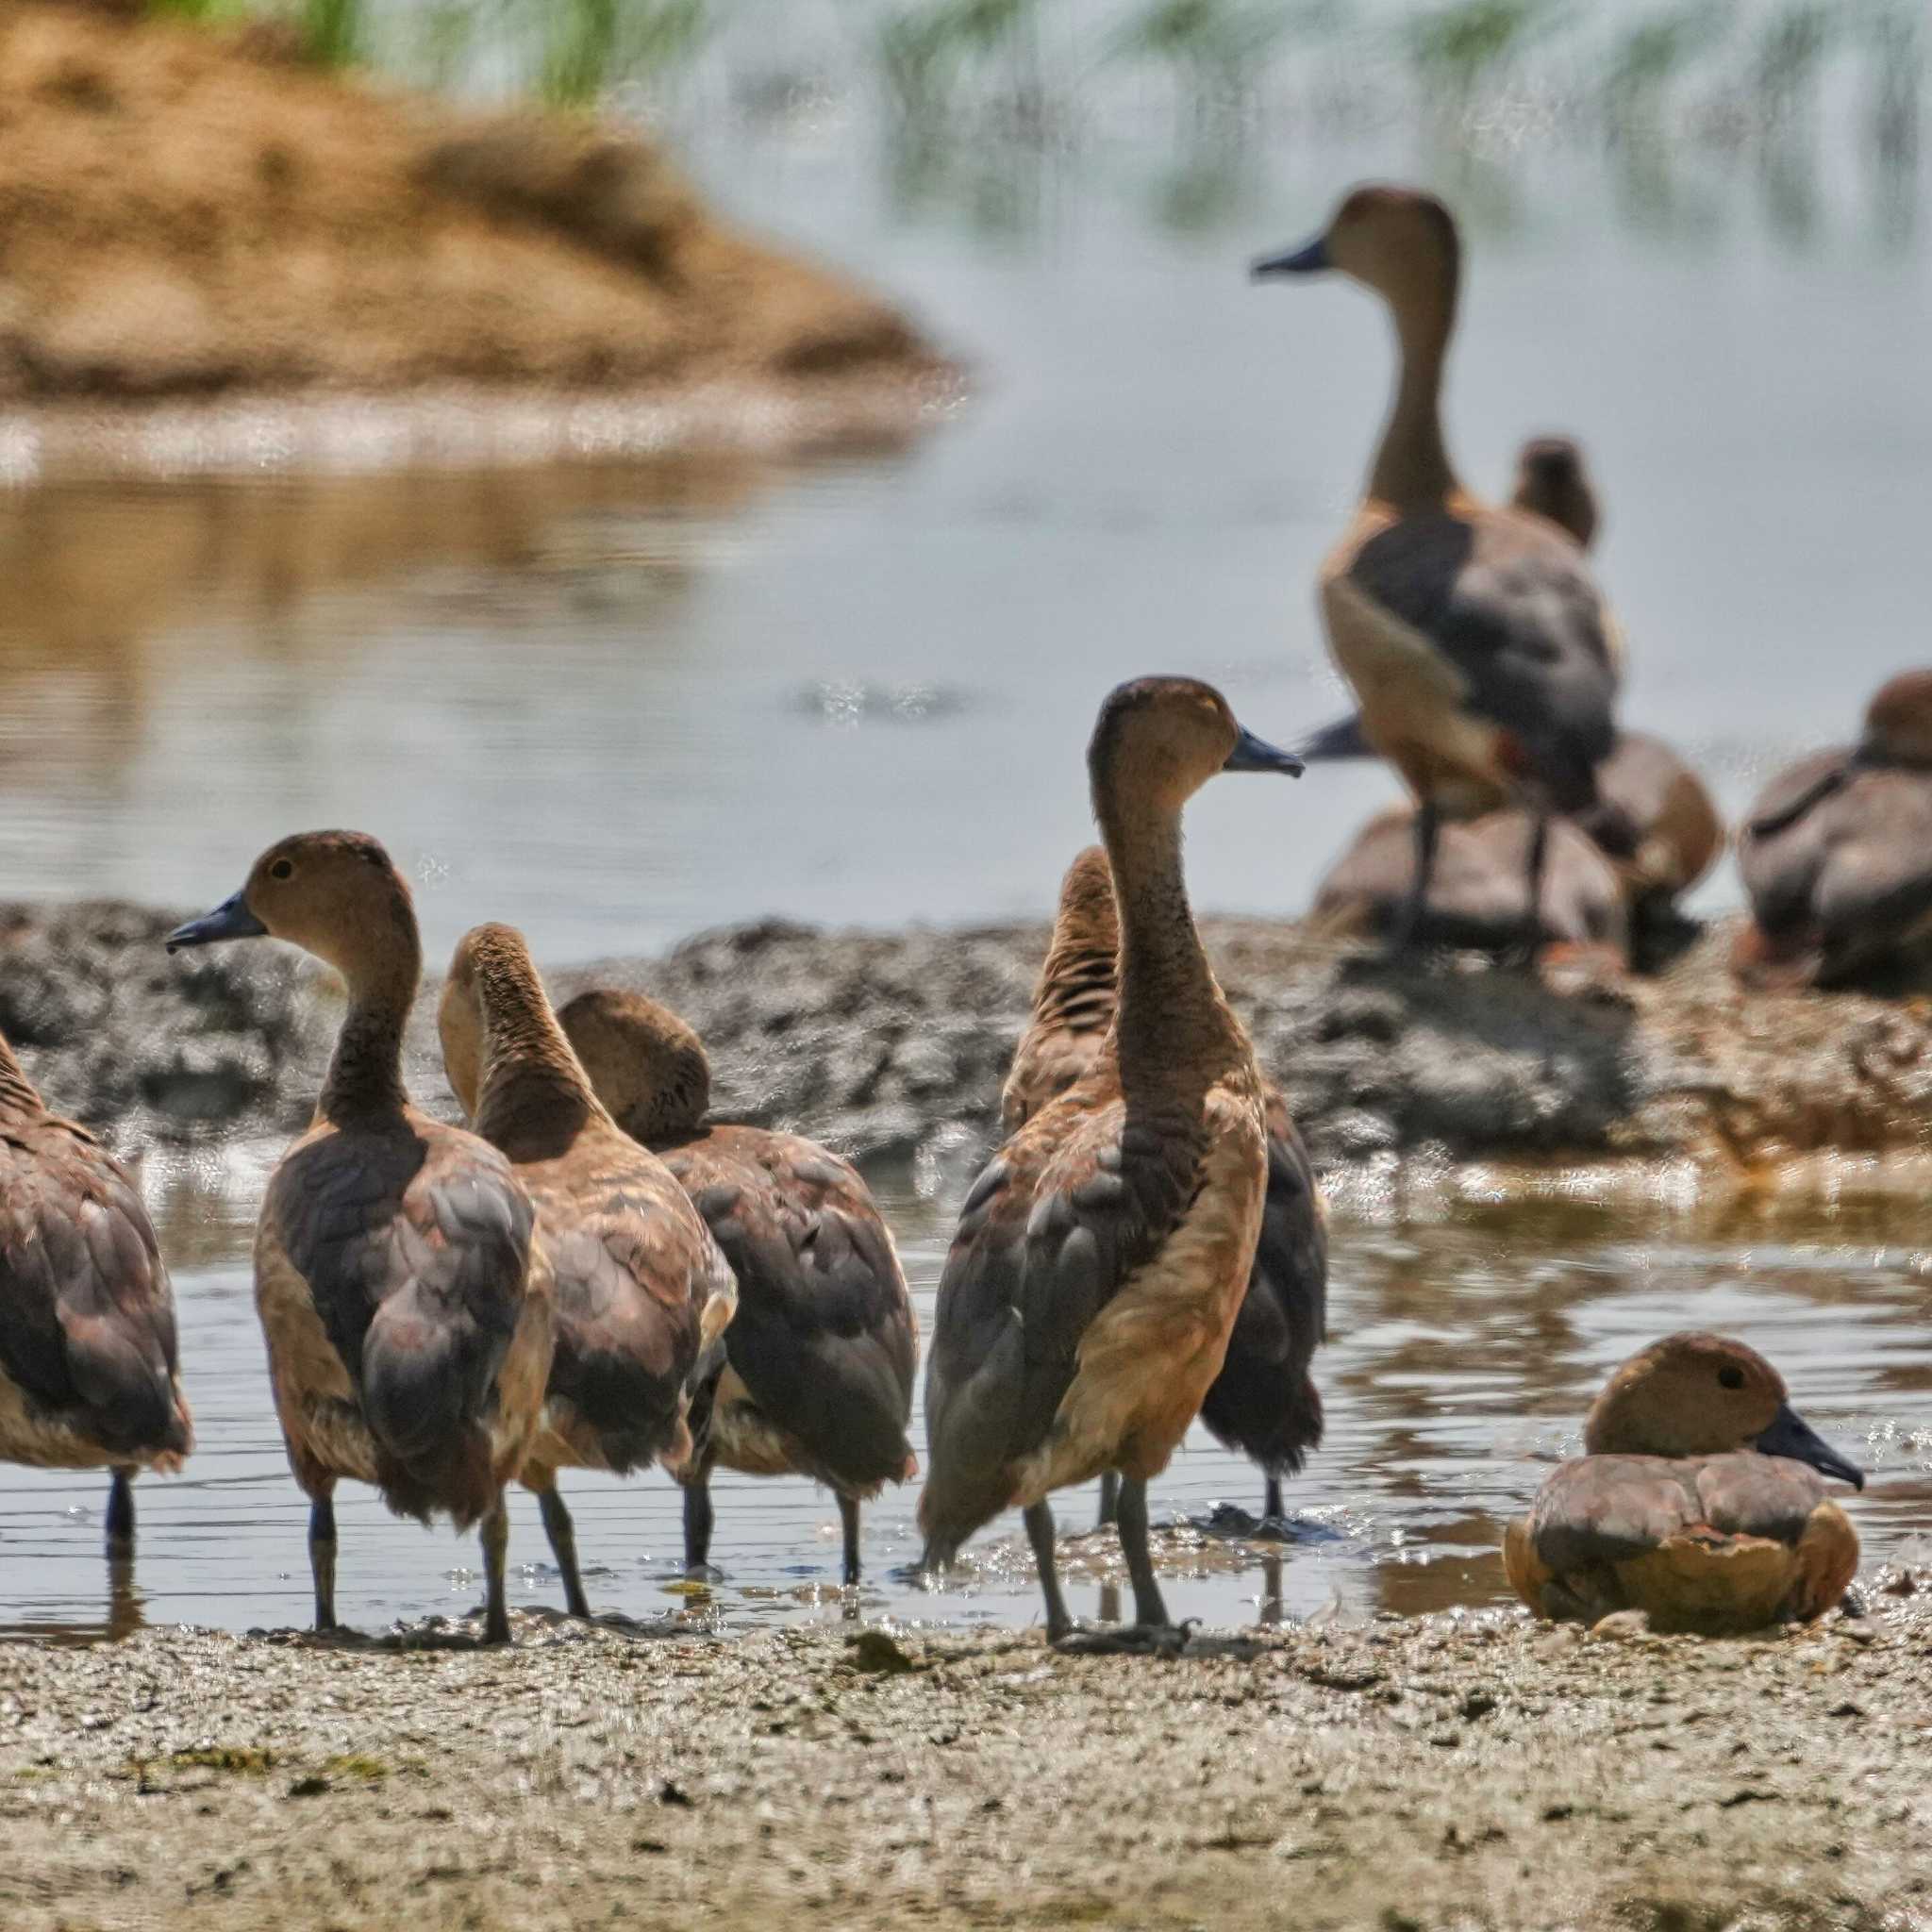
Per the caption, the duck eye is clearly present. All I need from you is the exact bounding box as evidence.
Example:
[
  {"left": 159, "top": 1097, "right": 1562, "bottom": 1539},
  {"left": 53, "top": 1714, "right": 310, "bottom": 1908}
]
[
  {"left": 269, "top": 858, "right": 294, "bottom": 881},
  {"left": 1718, "top": 1365, "right": 1745, "bottom": 1391}
]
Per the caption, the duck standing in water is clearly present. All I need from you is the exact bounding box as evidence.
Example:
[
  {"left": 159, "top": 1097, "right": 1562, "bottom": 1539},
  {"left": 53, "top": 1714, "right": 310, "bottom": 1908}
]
[
  {"left": 1003, "top": 844, "right": 1325, "bottom": 1532},
  {"left": 167, "top": 834, "right": 554, "bottom": 1643},
  {"left": 920, "top": 677, "right": 1302, "bottom": 1647},
  {"left": 1506, "top": 1333, "right": 1863, "bottom": 1635},
  {"left": 558, "top": 988, "right": 917, "bottom": 1587},
  {"left": 1509, "top": 435, "right": 1723, "bottom": 943},
  {"left": 1255, "top": 186, "right": 1620, "bottom": 958},
  {"left": 1734, "top": 670, "right": 1932, "bottom": 990},
  {"left": 438, "top": 925, "right": 737, "bottom": 1618},
  {"left": 0, "top": 1026, "right": 193, "bottom": 1563}
]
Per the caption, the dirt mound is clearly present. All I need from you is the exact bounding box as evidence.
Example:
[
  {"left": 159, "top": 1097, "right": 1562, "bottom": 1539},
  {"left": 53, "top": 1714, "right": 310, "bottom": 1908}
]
[{"left": 0, "top": 4, "right": 938, "bottom": 404}]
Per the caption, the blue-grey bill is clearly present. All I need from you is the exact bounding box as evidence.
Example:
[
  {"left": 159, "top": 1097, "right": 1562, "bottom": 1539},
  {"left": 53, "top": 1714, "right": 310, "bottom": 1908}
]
[
  {"left": 1224, "top": 725, "right": 1306, "bottom": 776},
  {"left": 1251, "top": 236, "right": 1330, "bottom": 278},
  {"left": 1757, "top": 1402, "right": 1864, "bottom": 1491},
  {"left": 165, "top": 891, "right": 266, "bottom": 953}
]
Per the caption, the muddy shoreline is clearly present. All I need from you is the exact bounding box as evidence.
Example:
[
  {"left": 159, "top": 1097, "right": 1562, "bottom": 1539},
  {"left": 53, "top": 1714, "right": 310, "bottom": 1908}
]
[
  {"left": 1, "top": 1593, "right": 1927, "bottom": 1931},
  {"left": 5, "top": 898, "right": 1929, "bottom": 1213}
]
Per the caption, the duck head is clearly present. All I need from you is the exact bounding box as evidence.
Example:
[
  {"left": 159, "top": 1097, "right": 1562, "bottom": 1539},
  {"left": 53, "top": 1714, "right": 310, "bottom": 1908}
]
[
  {"left": 165, "top": 830, "right": 418, "bottom": 985},
  {"left": 557, "top": 987, "right": 710, "bottom": 1142},
  {"left": 1584, "top": 1332, "right": 1863, "bottom": 1488},
  {"left": 1252, "top": 183, "right": 1459, "bottom": 316},
  {"left": 1088, "top": 676, "right": 1301, "bottom": 824},
  {"left": 1859, "top": 671, "right": 1932, "bottom": 769},
  {"left": 1511, "top": 435, "right": 1600, "bottom": 550}
]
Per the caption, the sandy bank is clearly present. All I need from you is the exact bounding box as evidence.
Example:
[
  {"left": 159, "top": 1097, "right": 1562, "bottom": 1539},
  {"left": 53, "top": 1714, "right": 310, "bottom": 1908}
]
[
  {"left": 1, "top": 1590, "right": 1927, "bottom": 1931},
  {"left": 0, "top": 4, "right": 944, "bottom": 465},
  {"left": 6, "top": 900, "right": 1931, "bottom": 1214}
]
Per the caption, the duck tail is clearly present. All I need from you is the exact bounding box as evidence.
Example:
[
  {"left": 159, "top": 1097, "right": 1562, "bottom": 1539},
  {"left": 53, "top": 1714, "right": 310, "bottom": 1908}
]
[{"left": 360, "top": 1293, "right": 501, "bottom": 1530}]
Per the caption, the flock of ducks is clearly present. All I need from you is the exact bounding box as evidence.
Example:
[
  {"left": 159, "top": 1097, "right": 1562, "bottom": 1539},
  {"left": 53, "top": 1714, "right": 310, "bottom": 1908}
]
[{"left": 0, "top": 181, "right": 1888, "bottom": 1649}]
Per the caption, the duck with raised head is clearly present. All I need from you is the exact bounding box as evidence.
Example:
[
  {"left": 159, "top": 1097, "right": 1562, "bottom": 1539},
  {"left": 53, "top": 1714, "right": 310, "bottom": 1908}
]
[
  {"left": 1509, "top": 435, "right": 1724, "bottom": 939},
  {"left": 920, "top": 677, "right": 1303, "bottom": 1649},
  {"left": 1506, "top": 1333, "right": 1863, "bottom": 1634},
  {"left": 1254, "top": 187, "right": 1620, "bottom": 958},
  {"left": 437, "top": 925, "right": 736, "bottom": 1618},
  {"left": 1734, "top": 670, "right": 1932, "bottom": 990},
  {"left": 166, "top": 834, "right": 553, "bottom": 1644},
  {"left": 558, "top": 987, "right": 917, "bottom": 1587},
  {"left": 1003, "top": 843, "right": 1325, "bottom": 1532},
  {"left": 0, "top": 1026, "right": 192, "bottom": 1566}
]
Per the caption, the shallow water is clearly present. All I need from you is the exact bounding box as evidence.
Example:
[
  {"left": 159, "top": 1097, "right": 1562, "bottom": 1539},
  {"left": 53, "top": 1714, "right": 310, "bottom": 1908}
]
[{"left": 1, "top": 1181, "right": 1926, "bottom": 1642}]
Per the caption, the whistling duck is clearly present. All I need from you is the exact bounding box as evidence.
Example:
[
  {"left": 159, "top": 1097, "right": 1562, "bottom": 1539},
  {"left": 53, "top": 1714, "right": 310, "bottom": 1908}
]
[
  {"left": 1509, "top": 436, "right": 1723, "bottom": 935},
  {"left": 920, "top": 677, "right": 1302, "bottom": 1647},
  {"left": 1004, "top": 844, "right": 1325, "bottom": 1531},
  {"left": 0, "top": 1027, "right": 192, "bottom": 1563},
  {"left": 166, "top": 833, "right": 554, "bottom": 1644},
  {"left": 1311, "top": 805, "right": 1627, "bottom": 958},
  {"left": 1734, "top": 670, "right": 1932, "bottom": 990},
  {"left": 437, "top": 925, "right": 736, "bottom": 1618},
  {"left": 1255, "top": 186, "right": 1620, "bottom": 957},
  {"left": 558, "top": 988, "right": 917, "bottom": 1587},
  {"left": 1505, "top": 1332, "right": 1863, "bottom": 1634}
]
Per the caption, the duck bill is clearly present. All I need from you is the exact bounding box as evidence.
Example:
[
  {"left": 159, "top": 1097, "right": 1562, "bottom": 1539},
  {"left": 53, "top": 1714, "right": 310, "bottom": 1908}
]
[
  {"left": 1224, "top": 726, "right": 1305, "bottom": 777},
  {"left": 1292, "top": 712, "right": 1374, "bottom": 763},
  {"left": 1251, "top": 235, "right": 1330, "bottom": 279},
  {"left": 1757, "top": 1403, "right": 1864, "bottom": 1491},
  {"left": 165, "top": 891, "right": 266, "bottom": 954}
]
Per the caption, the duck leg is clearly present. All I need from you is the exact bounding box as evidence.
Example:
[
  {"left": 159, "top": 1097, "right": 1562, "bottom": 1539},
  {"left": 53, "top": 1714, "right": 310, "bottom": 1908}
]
[
  {"left": 1510, "top": 810, "right": 1551, "bottom": 965},
  {"left": 480, "top": 1495, "right": 511, "bottom": 1645},
  {"left": 1024, "top": 1500, "right": 1074, "bottom": 1641},
  {"left": 308, "top": 1492, "right": 338, "bottom": 1634},
  {"left": 1391, "top": 800, "right": 1441, "bottom": 954},
  {"left": 1262, "top": 1474, "right": 1285, "bottom": 1524},
  {"left": 1116, "top": 1476, "right": 1170, "bottom": 1630},
  {"left": 1096, "top": 1471, "right": 1120, "bottom": 1529},
  {"left": 105, "top": 1468, "right": 135, "bottom": 1554},
  {"left": 683, "top": 1459, "right": 717, "bottom": 1575},
  {"left": 839, "top": 1494, "right": 862, "bottom": 1587},
  {"left": 536, "top": 1483, "right": 591, "bottom": 1618}
]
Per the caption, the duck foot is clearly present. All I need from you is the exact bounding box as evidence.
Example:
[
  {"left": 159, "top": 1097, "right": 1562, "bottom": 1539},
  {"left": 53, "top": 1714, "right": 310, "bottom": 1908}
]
[{"left": 1053, "top": 1621, "right": 1196, "bottom": 1658}]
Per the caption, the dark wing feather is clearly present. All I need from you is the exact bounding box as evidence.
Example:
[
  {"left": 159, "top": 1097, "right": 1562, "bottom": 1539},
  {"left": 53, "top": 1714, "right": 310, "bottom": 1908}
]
[
  {"left": 1695, "top": 1452, "right": 1828, "bottom": 1545},
  {"left": 920, "top": 1095, "right": 1203, "bottom": 1557},
  {"left": 0, "top": 1116, "right": 187, "bottom": 1461},
  {"left": 1349, "top": 509, "right": 1619, "bottom": 810},
  {"left": 1528, "top": 1455, "right": 1699, "bottom": 1571}
]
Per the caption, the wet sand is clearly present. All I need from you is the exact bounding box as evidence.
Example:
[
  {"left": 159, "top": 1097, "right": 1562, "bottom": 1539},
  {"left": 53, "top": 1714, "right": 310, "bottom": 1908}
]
[{"left": 2, "top": 1581, "right": 1926, "bottom": 1931}]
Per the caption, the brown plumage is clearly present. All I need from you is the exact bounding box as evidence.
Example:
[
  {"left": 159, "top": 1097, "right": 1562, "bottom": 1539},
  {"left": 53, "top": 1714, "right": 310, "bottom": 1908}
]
[
  {"left": 920, "top": 678, "right": 1303, "bottom": 1647},
  {"left": 1003, "top": 844, "right": 1326, "bottom": 1528},
  {"left": 1257, "top": 188, "right": 1620, "bottom": 957},
  {"left": 166, "top": 833, "right": 553, "bottom": 1644},
  {"left": 1508, "top": 436, "right": 1724, "bottom": 932},
  {"left": 0, "top": 1027, "right": 192, "bottom": 1561},
  {"left": 1734, "top": 670, "right": 1932, "bottom": 991},
  {"left": 1311, "top": 805, "right": 1627, "bottom": 959},
  {"left": 1505, "top": 1333, "right": 1863, "bottom": 1634},
  {"left": 438, "top": 925, "right": 736, "bottom": 1619},
  {"left": 558, "top": 987, "right": 917, "bottom": 1587}
]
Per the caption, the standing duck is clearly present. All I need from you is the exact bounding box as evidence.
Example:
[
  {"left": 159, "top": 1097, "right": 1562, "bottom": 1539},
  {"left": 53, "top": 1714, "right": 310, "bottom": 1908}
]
[
  {"left": 1509, "top": 435, "right": 1724, "bottom": 940},
  {"left": 437, "top": 925, "right": 736, "bottom": 1618},
  {"left": 920, "top": 677, "right": 1302, "bottom": 1647},
  {"left": 1003, "top": 844, "right": 1326, "bottom": 1531},
  {"left": 1505, "top": 1333, "right": 1863, "bottom": 1634},
  {"left": 1255, "top": 186, "right": 1620, "bottom": 956},
  {"left": 1734, "top": 671, "right": 1932, "bottom": 990},
  {"left": 0, "top": 1026, "right": 192, "bottom": 1562},
  {"left": 558, "top": 988, "right": 917, "bottom": 1587},
  {"left": 166, "top": 834, "right": 553, "bottom": 1644}
]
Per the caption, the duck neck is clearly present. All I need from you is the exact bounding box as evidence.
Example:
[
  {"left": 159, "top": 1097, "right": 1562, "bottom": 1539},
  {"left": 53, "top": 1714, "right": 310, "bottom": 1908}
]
[
  {"left": 0, "top": 1030, "right": 42, "bottom": 1119},
  {"left": 471, "top": 959, "right": 599, "bottom": 1161},
  {"left": 1036, "top": 891, "right": 1119, "bottom": 1034},
  {"left": 1368, "top": 283, "right": 1459, "bottom": 511},
  {"left": 1099, "top": 798, "right": 1234, "bottom": 1103},
  {"left": 319, "top": 929, "right": 420, "bottom": 1127}
]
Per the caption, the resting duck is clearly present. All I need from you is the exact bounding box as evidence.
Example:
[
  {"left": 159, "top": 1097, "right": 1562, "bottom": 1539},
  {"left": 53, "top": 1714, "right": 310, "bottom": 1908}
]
[
  {"left": 558, "top": 987, "right": 917, "bottom": 1586},
  {"left": 1311, "top": 804, "right": 1626, "bottom": 959},
  {"left": 437, "top": 924, "right": 736, "bottom": 1618},
  {"left": 1505, "top": 1332, "right": 1863, "bottom": 1634},
  {"left": 1256, "top": 186, "right": 1620, "bottom": 958},
  {"left": 167, "top": 833, "right": 554, "bottom": 1644},
  {"left": 1509, "top": 435, "right": 1724, "bottom": 932},
  {"left": 0, "top": 1026, "right": 192, "bottom": 1558},
  {"left": 1734, "top": 670, "right": 1932, "bottom": 990},
  {"left": 920, "top": 677, "right": 1302, "bottom": 1647},
  {"left": 1003, "top": 843, "right": 1326, "bottom": 1531}
]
